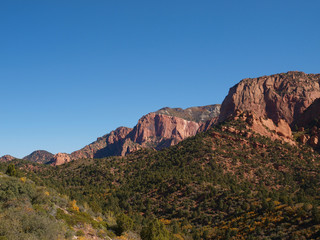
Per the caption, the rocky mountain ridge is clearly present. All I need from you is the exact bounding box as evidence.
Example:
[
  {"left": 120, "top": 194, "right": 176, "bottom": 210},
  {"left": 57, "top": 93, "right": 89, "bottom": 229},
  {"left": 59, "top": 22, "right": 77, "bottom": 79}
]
[
  {"left": 4, "top": 71, "right": 320, "bottom": 165},
  {"left": 68, "top": 105, "right": 220, "bottom": 163},
  {"left": 1, "top": 105, "right": 220, "bottom": 165}
]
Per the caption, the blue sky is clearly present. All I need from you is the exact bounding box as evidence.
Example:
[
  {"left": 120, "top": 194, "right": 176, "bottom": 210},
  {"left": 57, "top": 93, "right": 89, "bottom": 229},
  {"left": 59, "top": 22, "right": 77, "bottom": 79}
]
[{"left": 1, "top": 0, "right": 319, "bottom": 158}]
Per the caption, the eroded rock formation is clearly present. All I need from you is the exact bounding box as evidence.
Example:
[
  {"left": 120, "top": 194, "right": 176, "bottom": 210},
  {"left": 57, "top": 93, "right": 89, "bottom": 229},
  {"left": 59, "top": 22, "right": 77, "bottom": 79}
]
[{"left": 50, "top": 153, "right": 71, "bottom": 166}]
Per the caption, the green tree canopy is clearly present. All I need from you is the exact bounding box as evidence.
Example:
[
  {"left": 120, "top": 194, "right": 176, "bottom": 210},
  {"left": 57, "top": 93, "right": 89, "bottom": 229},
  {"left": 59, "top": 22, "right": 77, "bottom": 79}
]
[{"left": 140, "top": 219, "right": 170, "bottom": 240}]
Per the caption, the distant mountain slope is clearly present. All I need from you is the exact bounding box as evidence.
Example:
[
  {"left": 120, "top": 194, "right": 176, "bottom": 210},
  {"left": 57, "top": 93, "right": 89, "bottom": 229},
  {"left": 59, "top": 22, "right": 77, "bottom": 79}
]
[
  {"left": 68, "top": 105, "right": 220, "bottom": 162},
  {"left": 0, "top": 155, "right": 15, "bottom": 162},
  {"left": 23, "top": 150, "right": 54, "bottom": 164},
  {"left": 219, "top": 71, "right": 320, "bottom": 125}
]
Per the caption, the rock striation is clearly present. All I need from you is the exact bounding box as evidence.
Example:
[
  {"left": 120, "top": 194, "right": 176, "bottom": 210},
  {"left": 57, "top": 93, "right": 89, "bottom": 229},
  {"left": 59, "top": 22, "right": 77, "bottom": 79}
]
[{"left": 219, "top": 71, "right": 320, "bottom": 126}]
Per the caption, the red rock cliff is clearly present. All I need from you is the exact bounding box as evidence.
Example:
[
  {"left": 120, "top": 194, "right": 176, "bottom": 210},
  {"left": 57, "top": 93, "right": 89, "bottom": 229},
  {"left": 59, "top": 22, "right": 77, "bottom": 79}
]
[
  {"left": 130, "top": 113, "right": 202, "bottom": 149},
  {"left": 219, "top": 71, "right": 320, "bottom": 125}
]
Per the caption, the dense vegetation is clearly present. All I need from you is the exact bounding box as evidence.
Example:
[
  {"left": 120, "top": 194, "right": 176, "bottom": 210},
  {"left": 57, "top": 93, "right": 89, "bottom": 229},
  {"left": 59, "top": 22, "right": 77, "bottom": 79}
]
[{"left": 1, "top": 118, "right": 320, "bottom": 239}]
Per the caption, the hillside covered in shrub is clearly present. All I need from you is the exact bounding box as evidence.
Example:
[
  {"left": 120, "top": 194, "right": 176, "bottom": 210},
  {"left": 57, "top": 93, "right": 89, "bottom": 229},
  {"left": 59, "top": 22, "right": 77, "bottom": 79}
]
[
  {"left": 0, "top": 169, "right": 115, "bottom": 240},
  {"left": 2, "top": 116, "right": 320, "bottom": 239}
]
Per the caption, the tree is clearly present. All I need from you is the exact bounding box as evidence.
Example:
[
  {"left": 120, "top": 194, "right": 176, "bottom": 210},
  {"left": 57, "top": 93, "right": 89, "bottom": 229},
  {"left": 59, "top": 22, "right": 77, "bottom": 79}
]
[
  {"left": 140, "top": 219, "right": 170, "bottom": 240},
  {"left": 116, "top": 213, "right": 133, "bottom": 235},
  {"left": 6, "top": 164, "right": 16, "bottom": 177}
]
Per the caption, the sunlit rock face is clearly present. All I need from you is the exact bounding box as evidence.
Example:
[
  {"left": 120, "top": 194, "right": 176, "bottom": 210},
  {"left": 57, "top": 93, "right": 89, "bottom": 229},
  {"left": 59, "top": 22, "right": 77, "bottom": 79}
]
[{"left": 219, "top": 71, "right": 320, "bottom": 126}]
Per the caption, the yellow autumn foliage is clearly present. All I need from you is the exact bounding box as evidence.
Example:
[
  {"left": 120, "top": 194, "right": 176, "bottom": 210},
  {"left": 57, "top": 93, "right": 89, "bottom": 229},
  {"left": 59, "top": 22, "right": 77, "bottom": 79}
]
[
  {"left": 70, "top": 200, "right": 79, "bottom": 212},
  {"left": 20, "top": 177, "right": 26, "bottom": 183},
  {"left": 160, "top": 218, "right": 171, "bottom": 225}
]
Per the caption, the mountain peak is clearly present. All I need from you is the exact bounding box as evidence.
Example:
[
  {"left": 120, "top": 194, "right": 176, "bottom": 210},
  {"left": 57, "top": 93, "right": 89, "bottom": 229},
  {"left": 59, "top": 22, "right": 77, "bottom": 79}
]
[{"left": 23, "top": 150, "right": 54, "bottom": 164}]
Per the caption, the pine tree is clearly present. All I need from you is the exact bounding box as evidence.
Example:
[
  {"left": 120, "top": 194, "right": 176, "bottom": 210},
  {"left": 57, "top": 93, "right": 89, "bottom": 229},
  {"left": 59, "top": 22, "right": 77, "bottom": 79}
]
[{"left": 6, "top": 164, "right": 16, "bottom": 177}]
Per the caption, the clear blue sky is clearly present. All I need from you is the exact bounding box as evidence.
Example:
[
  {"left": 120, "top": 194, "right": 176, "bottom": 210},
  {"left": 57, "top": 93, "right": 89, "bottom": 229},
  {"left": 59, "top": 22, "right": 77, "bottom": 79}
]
[{"left": 1, "top": 0, "right": 319, "bottom": 158}]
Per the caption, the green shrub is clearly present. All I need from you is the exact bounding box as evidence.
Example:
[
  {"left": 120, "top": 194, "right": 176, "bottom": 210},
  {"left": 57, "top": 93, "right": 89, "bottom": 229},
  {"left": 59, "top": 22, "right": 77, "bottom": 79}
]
[{"left": 76, "top": 230, "right": 85, "bottom": 236}]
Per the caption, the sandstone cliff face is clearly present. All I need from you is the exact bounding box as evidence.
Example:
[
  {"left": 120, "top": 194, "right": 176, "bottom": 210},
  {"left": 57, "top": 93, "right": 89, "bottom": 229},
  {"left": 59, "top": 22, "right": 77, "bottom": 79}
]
[
  {"left": 0, "top": 155, "right": 15, "bottom": 162},
  {"left": 219, "top": 71, "right": 320, "bottom": 125},
  {"left": 130, "top": 113, "right": 202, "bottom": 149},
  {"left": 49, "top": 153, "right": 71, "bottom": 166},
  {"left": 23, "top": 150, "right": 54, "bottom": 164}
]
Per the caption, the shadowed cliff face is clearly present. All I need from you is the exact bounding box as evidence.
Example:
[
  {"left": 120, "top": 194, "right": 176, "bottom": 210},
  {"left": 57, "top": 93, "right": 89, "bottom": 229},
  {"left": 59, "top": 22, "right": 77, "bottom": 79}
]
[
  {"left": 296, "top": 98, "right": 320, "bottom": 128},
  {"left": 70, "top": 126, "right": 133, "bottom": 160},
  {"left": 219, "top": 71, "right": 320, "bottom": 126}
]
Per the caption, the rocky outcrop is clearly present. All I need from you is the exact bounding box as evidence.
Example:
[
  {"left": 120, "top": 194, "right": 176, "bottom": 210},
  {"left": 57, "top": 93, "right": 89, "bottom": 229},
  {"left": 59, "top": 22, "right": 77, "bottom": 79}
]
[
  {"left": 230, "top": 110, "right": 294, "bottom": 144},
  {"left": 23, "top": 150, "right": 54, "bottom": 164},
  {"left": 49, "top": 153, "right": 71, "bottom": 166},
  {"left": 0, "top": 155, "right": 16, "bottom": 162},
  {"left": 219, "top": 71, "right": 320, "bottom": 126}
]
